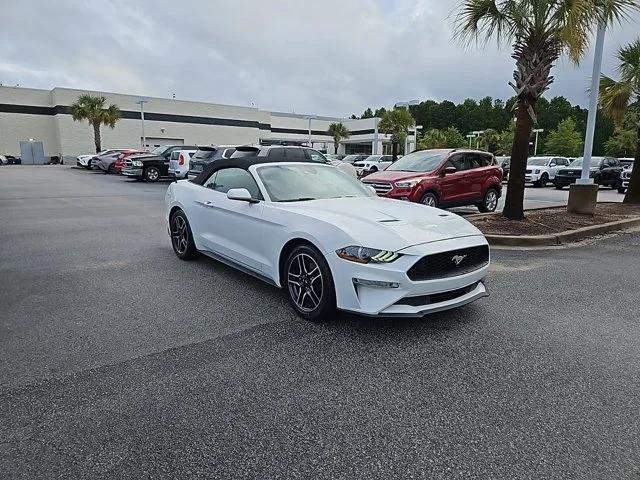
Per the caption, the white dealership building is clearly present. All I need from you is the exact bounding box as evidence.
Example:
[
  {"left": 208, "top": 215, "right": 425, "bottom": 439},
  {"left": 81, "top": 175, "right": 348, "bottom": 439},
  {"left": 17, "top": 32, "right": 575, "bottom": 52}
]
[{"left": 0, "top": 86, "right": 417, "bottom": 163}]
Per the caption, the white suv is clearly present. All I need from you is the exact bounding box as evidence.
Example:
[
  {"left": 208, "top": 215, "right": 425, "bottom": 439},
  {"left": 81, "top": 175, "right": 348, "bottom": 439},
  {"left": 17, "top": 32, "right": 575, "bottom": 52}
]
[
  {"left": 168, "top": 149, "right": 197, "bottom": 179},
  {"left": 354, "top": 155, "right": 393, "bottom": 177},
  {"left": 525, "top": 156, "right": 570, "bottom": 187}
]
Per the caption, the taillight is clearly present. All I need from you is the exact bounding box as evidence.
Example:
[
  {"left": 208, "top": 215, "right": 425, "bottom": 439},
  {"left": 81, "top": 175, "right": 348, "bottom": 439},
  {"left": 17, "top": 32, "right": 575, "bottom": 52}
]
[{"left": 179, "top": 153, "right": 185, "bottom": 165}]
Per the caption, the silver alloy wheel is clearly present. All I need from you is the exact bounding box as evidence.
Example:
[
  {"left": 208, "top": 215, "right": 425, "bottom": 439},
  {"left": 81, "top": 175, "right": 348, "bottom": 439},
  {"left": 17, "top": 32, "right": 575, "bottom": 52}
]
[
  {"left": 147, "top": 168, "right": 159, "bottom": 181},
  {"left": 422, "top": 194, "right": 436, "bottom": 207},
  {"left": 171, "top": 215, "right": 189, "bottom": 255},
  {"left": 288, "top": 253, "right": 323, "bottom": 312},
  {"left": 485, "top": 190, "right": 498, "bottom": 211}
]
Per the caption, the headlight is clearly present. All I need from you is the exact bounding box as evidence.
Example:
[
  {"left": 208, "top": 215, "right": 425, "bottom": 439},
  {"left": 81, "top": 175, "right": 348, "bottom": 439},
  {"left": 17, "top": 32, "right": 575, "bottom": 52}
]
[
  {"left": 394, "top": 178, "right": 422, "bottom": 189},
  {"left": 132, "top": 160, "right": 143, "bottom": 167},
  {"left": 336, "top": 246, "right": 401, "bottom": 264},
  {"left": 534, "top": 169, "right": 540, "bottom": 174}
]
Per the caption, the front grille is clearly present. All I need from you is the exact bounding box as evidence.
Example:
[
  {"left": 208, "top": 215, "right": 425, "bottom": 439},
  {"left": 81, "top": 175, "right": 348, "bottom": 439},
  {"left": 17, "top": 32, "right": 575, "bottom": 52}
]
[
  {"left": 407, "top": 245, "right": 489, "bottom": 281},
  {"left": 559, "top": 169, "right": 579, "bottom": 176},
  {"left": 363, "top": 182, "right": 392, "bottom": 194},
  {"left": 622, "top": 171, "right": 630, "bottom": 179},
  {"left": 525, "top": 169, "right": 532, "bottom": 174},
  {"left": 396, "top": 282, "right": 478, "bottom": 307}
]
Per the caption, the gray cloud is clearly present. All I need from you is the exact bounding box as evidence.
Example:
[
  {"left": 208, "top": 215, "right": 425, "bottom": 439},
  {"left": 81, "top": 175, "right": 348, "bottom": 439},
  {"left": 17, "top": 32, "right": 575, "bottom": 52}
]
[{"left": 1, "top": 0, "right": 638, "bottom": 116}]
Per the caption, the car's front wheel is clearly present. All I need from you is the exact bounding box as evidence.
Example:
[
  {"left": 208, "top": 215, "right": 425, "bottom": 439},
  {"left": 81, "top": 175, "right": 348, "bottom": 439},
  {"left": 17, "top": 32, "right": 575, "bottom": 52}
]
[
  {"left": 144, "top": 167, "right": 160, "bottom": 182},
  {"left": 420, "top": 192, "right": 438, "bottom": 208},
  {"left": 170, "top": 210, "right": 197, "bottom": 260},
  {"left": 536, "top": 173, "right": 548, "bottom": 187},
  {"left": 285, "top": 245, "right": 335, "bottom": 322}
]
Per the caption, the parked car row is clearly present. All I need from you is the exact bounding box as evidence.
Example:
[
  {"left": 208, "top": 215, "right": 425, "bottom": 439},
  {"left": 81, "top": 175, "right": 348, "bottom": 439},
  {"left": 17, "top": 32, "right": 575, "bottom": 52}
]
[{"left": 0, "top": 154, "right": 21, "bottom": 165}]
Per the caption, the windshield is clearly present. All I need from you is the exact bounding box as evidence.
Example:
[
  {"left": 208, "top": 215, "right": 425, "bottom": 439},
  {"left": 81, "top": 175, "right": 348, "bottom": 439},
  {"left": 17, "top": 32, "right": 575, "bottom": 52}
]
[
  {"left": 257, "top": 164, "right": 374, "bottom": 202},
  {"left": 386, "top": 150, "right": 446, "bottom": 172},
  {"left": 569, "top": 158, "right": 603, "bottom": 168},
  {"left": 150, "top": 146, "right": 169, "bottom": 156},
  {"left": 527, "top": 157, "right": 550, "bottom": 166},
  {"left": 341, "top": 155, "right": 360, "bottom": 163}
]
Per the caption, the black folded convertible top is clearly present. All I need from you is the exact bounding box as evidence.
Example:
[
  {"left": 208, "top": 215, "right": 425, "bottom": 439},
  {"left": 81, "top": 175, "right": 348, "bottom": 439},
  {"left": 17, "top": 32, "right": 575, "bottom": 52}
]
[{"left": 190, "top": 154, "right": 317, "bottom": 186}]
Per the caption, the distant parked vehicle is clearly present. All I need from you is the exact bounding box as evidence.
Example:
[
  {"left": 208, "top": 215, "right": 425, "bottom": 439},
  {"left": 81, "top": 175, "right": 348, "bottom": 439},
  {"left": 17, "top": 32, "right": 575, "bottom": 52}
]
[
  {"left": 187, "top": 145, "right": 238, "bottom": 178},
  {"left": 618, "top": 167, "right": 632, "bottom": 193},
  {"left": 0, "top": 155, "right": 21, "bottom": 165},
  {"left": 554, "top": 157, "right": 623, "bottom": 189},
  {"left": 122, "top": 145, "right": 198, "bottom": 182},
  {"left": 325, "top": 154, "right": 345, "bottom": 162},
  {"left": 525, "top": 156, "right": 570, "bottom": 187},
  {"left": 353, "top": 155, "right": 394, "bottom": 177},
  {"left": 496, "top": 156, "right": 510, "bottom": 182},
  {"left": 362, "top": 149, "right": 502, "bottom": 212},
  {"left": 340, "top": 154, "right": 369, "bottom": 164},
  {"left": 113, "top": 150, "right": 144, "bottom": 173},
  {"left": 168, "top": 149, "right": 197, "bottom": 179},
  {"left": 76, "top": 149, "right": 128, "bottom": 169},
  {"left": 92, "top": 149, "right": 141, "bottom": 173},
  {"left": 619, "top": 158, "right": 634, "bottom": 168}
]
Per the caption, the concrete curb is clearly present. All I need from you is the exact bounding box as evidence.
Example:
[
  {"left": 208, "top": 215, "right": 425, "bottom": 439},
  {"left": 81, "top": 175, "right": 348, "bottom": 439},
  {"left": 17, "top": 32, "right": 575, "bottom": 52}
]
[{"left": 485, "top": 216, "right": 640, "bottom": 247}]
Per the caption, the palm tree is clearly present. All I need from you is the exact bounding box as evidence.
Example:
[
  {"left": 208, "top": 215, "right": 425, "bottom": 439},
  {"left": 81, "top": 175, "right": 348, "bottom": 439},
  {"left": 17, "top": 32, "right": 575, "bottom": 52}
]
[
  {"left": 455, "top": 0, "right": 638, "bottom": 220},
  {"left": 599, "top": 39, "right": 640, "bottom": 204},
  {"left": 70, "top": 94, "right": 121, "bottom": 153},
  {"left": 327, "top": 122, "right": 350, "bottom": 154},
  {"left": 378, "top": 108, "right": 415, "bottom": 161}
]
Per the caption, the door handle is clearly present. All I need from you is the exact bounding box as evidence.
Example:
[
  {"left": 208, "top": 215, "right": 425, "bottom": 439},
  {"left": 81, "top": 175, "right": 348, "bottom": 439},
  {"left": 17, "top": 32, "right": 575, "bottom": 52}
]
[{"left": 195, "top": 200, "right": 215, "bottom": 208}]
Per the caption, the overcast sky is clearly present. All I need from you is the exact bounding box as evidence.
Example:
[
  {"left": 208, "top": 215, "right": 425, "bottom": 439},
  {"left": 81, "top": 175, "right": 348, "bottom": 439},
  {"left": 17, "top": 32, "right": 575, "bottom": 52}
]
[{"left": 1, "top": 0, "right": 639, "bottom": 117}]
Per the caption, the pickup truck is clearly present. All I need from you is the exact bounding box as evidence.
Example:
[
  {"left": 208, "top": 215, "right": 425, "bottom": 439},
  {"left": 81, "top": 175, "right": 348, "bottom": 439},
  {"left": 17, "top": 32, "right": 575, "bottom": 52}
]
[{"left": 122, "top": 145, "right": 197, "bottom": 182}]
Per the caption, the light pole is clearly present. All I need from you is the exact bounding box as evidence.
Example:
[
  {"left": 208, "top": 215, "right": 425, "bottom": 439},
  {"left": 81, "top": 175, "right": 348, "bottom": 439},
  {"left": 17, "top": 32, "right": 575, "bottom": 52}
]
[
  {"left": 135, "top": 99, "right": 149, "bottom": 150},
  {"left": 307, "top": 116, "right": 316, "bottom": 147},
  {"left": 472, "top": 130, "right": 485, "bottom": 149},
  {"left": 532, "top": 128, "right": 544, "bottom": 155},
  {"left": 567, "top": 22, "right": 606, "bottom": 215},
  {"left": 466, "top": 134, "right": 476, "bottom": 148}
]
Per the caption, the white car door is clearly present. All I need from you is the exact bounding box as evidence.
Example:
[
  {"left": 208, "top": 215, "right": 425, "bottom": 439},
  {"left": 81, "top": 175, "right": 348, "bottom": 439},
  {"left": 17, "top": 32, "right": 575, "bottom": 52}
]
[
  {"left": 548, "top": 158, "right": 561, "bottom": 179},
  {"left": 195, "top": 167, "right": 269, "bottom": 274}
]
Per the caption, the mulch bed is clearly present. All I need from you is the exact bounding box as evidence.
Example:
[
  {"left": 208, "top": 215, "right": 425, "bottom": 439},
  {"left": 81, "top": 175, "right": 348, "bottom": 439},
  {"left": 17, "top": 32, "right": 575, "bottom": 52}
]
[{"left": 468, "top": 203, "right": 640, "bottom": 236}]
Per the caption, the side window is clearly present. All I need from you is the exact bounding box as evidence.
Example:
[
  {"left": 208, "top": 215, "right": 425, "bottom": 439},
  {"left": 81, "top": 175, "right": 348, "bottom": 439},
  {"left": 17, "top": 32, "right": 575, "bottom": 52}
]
[
  {"left": 212, "top": 168, "right": 262, "bottom": 199},
  {"left": 204, "top": 171, "right": 217, "bottom": 190},
  {"left": 287, "top": 148, "right": 306, "bottom": 162},
  {"left": 448, "top": 154, "right": 467, "bottom": 171},
  {"left": 467, "top": 154, "right": 483, "bottom": 169},
  {"left": 303, "top": 149, "right": 326, "bottom": 163}
]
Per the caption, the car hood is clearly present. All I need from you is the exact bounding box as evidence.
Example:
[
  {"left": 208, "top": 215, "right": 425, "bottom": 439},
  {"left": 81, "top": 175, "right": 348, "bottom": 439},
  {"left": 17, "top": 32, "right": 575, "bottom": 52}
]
[
  {"left": 277, "top": 197, "right": 484, "bottom": 251},
  {"left": 362, "top": 170, "right": 434, "bottom": 182},
  {"left": 127, "top": 153, "right": 162, "bottom": 161}
]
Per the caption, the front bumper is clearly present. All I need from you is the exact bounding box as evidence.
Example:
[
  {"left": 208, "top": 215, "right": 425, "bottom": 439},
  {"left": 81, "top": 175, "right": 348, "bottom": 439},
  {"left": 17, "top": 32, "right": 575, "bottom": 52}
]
[
  {"left": 169, "top": 167, "right": 188, "bottom": 178},
  {"left": 555, "top": 173, "right": 583, "bottom": 185},
  {"left": 525, "top": 173, "right": 540, "bottom": 182},
  {"left": 122, "top": 167, "right": 143, "bottom": 178},
  {"left": 329, "top": 235, "right": 490, "bottom": 316}
]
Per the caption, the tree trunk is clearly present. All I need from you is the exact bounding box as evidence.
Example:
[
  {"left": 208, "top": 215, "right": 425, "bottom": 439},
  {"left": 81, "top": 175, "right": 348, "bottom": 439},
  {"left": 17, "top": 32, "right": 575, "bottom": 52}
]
[
  {"left": 502, "top": 100, "right": 534, "bottom": 220},
  {"left": 93, "top": 122, "right": 102, "bottom": 153},
  {"left": 391, "top": 141, "right": 398, "bottom": 162},
  {"left": 623, "top": 120, "right": 640, "bottom": 204},
  {"left": 334, "top": 139, "right": 339, "bottom": 154}
]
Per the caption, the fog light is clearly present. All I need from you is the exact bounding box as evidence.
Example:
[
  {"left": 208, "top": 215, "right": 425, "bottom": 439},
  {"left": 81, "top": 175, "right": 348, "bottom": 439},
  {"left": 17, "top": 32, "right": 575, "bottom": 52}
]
[{"left": 353, "top": 278, "right": 400, "bottom": 288}]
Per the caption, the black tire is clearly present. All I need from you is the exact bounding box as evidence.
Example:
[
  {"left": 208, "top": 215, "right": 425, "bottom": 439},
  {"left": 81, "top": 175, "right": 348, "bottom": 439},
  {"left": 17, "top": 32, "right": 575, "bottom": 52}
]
[
  {"left": 170, "top": 210, "right": 197, "bottom": 260},
  {"left": 477, "top": 187, "right": 499, "bottom": 213},
  {"left": 370, "top": 166, "right": 378, "bottom": 172},
  {"left": 420, "top": 192, "right": 438, "bottom": 208},
  {"left": 144, "top": 167, "right": 161, "bottom": 182},
  {"left": 284, "top": 244, "right": 336, "bottom": 322},
  {"left": 87, "top": 160, "right": 92, "bottom": 169},
  {"left": 106, "top": 164, "right": 114, "bottom": 174},
  {"left": 554, "top": 182, "right": 564, "bottom": 190},
  {"left": 535, "top": 173, "right": 548, "bottom": 187}
]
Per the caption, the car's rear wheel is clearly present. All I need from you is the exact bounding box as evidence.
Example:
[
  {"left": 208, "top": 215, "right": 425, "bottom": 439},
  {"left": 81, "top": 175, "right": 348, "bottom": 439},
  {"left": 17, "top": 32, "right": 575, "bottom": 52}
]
[
  {"left": 285, "top": 245, "right": 335, "bottom": 322},
  {"left": 170, "top": 210, "right": 197, "bottom": 260},
  {"left": 477, "top": 188, "right": 499, "bottom": 213},
  {"left": 144, "top": 167, "right": 160, "bottom": 182},
  {"left": 420, "top": 192, "right": 438, "bottom": 208}
]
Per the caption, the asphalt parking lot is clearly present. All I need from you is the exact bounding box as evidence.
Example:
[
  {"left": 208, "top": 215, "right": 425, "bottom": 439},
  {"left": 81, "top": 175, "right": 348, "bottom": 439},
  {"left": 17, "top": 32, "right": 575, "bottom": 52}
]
[{"left": 1, "top": 166, "right": 639, "bottom": 479}]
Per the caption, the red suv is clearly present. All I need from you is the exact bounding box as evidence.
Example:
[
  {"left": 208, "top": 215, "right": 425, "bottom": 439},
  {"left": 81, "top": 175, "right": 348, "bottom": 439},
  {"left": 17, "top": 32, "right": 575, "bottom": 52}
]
[
  {"left": 114, "top": 150, "right": 145, "bottom": 173},
  {"left": 362, "top": 149, "right": 503, "bottom": 212}
]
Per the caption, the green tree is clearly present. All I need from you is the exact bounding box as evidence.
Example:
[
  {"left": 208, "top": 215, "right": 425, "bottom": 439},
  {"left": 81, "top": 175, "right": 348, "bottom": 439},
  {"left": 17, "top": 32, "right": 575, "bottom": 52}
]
[
  {"left": 378, "top": 108, "right": 415, "bottom": 160},
  {"left": 599, "top": 39, "right": 640, "bottom": 204},
  {"left": 70, "top": 94, "right": 121, "bottom": 153},
  {"left": 455, "top": 0, "right": 638, "bottom": 219},
  {"left": 482, "top": 128, "right": 502, "bottom": 153},
  {"left": 361, "top": 108, "right": 374, "bottom": 119},
  {"left": 604, "top": 110, "right": 639, "bottom": 156},
  {"left": 327, "top": 122, "right": 350, "bottom": 154},
  {"left": 543, "top": 118, "right": 583, "bottom": 156},
  {"left": 417, "top": 127, "right": 465, "bottom": 150}
]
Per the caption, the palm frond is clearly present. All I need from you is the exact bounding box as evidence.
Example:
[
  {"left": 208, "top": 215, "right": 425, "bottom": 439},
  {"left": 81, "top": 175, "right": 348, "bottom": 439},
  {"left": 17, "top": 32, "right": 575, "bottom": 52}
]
[
  {"left": 454, "top": 0, "right": 514, "bottom": 46},
  {"left": 599, "top": 74, "right": 634, "bottom": 126}
]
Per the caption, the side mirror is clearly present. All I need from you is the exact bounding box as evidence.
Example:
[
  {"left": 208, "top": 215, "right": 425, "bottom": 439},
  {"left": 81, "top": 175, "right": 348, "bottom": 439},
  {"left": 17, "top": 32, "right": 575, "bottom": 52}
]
[
  {"left": 549, "top": 162, "right": 556, "bottom": 167},
  {"left": 227, "top": 188, "right": 259, "bottom": 203},
  {"left": 443, "top": 166, "right": 457, "bottom": 175}
]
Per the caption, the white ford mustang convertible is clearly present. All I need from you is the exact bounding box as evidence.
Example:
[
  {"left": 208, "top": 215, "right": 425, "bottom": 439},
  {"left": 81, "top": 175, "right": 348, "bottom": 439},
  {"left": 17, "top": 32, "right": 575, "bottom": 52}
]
[{"left": 165, "top": 157, "right": 490, "bottom": 321}]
